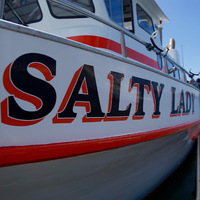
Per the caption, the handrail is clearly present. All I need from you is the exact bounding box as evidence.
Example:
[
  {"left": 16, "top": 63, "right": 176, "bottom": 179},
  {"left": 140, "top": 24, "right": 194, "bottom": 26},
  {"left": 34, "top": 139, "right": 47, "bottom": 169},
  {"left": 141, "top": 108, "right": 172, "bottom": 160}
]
[
  {"left": 0, "top": 0, "right": 192, "bottom": 78},
  {"left": 166, "top": 56, "right": 190, "bottom": 76},
  {"left": 0, "top": 0, "right": 198, "bottom": 87},
  {"left": 0, "top": 0, "right": 192, "bottom": 77},
  {"left": 47, "top": 0, "right": 148, "bottom": 47},
  {"left": 47, "top": 0, "right": 189, "bottom": 75}
]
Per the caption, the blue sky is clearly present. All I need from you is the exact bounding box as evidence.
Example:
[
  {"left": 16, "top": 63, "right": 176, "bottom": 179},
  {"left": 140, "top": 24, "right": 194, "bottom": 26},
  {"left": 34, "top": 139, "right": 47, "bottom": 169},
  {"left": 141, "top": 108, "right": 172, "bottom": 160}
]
[{"left": 156, "top": 0, "right": 200, "bottom": 76}]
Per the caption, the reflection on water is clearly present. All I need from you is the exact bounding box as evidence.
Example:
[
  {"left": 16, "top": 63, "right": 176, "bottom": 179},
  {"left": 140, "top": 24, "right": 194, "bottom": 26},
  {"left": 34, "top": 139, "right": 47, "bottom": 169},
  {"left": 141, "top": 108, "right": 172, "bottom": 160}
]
[{"left": 145, "top": 141, "right": 197, "bottom": 200}]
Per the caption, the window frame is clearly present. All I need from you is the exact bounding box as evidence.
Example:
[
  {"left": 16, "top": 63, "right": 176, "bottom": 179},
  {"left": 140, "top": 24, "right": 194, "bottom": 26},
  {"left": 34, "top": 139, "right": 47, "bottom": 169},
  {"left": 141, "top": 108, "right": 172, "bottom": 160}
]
[
  {"left": 179, "top": 69, "right": 186, "bottom": 82},
  {"left": 104, "top": 0, "right": 123, "bottom": 26},
  {"left": 166, "top": 60, "right": 181, "bottom": 80},
  {"left": 123, "top": 0, "right": 134, "bottom": 33},
  {"left": 157, "top": 53, "right": 163, "bottom": 70},
  {"left": 174, "top": 67, "right": 180, "bottom": 80},
  {"left": 166, "top": 60, "right": 175, "bottom": 78},
  {"left": 136, "top": 4, "right": 154, "bottom": 35},
  {"left": 47, "top": 0, "right": 95, "bottom": 19},
  {"left": 3, "top": 0, "right": 43, "bottom": 25}
]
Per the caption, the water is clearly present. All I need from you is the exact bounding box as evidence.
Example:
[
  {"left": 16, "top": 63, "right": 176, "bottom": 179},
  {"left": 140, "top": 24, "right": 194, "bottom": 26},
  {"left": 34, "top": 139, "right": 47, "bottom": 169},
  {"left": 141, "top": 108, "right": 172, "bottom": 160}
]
[{"left": 145, "top": 141, "right": 197, "bottom": 200}]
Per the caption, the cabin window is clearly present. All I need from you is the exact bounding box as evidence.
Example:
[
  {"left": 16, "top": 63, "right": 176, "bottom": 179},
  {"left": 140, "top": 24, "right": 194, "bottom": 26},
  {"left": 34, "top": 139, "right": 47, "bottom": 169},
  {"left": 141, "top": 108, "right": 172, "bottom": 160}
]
[
  {"left": 167, "top": 60, "right": 175, "bottom": 78},
  {"left": 105, "top": 0, "right": 134, "bottom": 30},
  {"left": 3, "top": 0, "right": 42, "bottom": 25},
  {"left": 104, "top": 0, "right": 123, "bottom": 26},
  {"left": 179, "top": 69, "right": 186, "bottom": 81},
  {"left": 157, "top": 53, "right": 162, "bottom": 70},
  {"left": 123, "top": 0, "right": 134, "bottom": 32},
  {"left": 174, "top": 68, "right": 180, "bottom": 79},
  {"left": 137, "top": 4, "right": 154, "bottom": 34},
  {"left": 47, "top": 0, "right": 95, "bottom": 19},
  {"left": 167, "top": 60, "right": 181, "bottom": 80}
]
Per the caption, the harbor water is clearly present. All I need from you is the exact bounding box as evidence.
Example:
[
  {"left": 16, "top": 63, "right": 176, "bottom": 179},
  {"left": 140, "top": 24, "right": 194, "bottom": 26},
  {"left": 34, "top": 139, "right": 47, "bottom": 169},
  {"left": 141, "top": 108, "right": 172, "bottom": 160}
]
[{"left": 145, "top": 141, "right": 197, "bottom": 200}]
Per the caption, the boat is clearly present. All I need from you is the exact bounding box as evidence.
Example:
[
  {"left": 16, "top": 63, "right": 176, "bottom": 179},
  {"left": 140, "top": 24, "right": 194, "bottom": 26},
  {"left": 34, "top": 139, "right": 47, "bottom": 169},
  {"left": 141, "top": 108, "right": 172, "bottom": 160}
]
[{"left": 0, "top": 0, "right": 200, "bottom": 199}]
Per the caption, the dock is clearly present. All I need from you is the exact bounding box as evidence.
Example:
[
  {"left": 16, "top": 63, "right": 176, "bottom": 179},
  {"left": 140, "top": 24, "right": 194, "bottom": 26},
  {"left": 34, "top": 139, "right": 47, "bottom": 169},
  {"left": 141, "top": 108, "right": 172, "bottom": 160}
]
[{"left": 197, "top": 136, "right": 200, "bottom": 200}]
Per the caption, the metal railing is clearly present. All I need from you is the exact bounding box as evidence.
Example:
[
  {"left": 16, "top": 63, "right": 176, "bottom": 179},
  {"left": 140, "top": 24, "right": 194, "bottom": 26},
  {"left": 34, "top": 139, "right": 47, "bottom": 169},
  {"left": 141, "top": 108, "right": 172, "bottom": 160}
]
[
  {"left": 48, "top": 0, "right": 191, "bottom": 76},
  {"left": 0, "top": 0, "right": 193, "bottom": 80},
  {"left": 48, "top": 0, "right": 149, "bottom": 56}
]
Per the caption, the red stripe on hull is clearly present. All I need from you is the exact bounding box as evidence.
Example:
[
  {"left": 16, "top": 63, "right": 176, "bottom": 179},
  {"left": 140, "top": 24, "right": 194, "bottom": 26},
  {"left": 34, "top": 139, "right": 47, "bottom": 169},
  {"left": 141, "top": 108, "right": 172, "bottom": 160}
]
[
  {"left": 67, "top": 35, "right": 162, "bottom": 70},
  {"left": 0, "top": 120, "right": 200, "bottom": 168},
  {"left": 68, "top": 35, "right": 122, "bottom": 54},
  {"left": 126, "top": 47, "right": 161, "bottom": 71}
]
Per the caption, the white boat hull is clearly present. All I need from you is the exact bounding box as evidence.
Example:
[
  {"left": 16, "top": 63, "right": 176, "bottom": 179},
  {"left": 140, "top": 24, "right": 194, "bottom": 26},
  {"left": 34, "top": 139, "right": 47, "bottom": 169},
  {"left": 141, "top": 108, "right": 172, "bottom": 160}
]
[
  {"left": 0, "top": 130, "right": 194, "bottom": 200},
  {"left": 0, "top": 20, "right": 199, "bottom": 199}
]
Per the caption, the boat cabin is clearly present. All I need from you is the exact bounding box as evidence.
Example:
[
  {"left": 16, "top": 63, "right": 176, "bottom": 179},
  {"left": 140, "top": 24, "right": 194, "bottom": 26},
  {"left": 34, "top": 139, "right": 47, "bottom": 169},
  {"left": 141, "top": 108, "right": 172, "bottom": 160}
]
[{"left": 0, "top": 0, "right": 187, "bottom": 82}]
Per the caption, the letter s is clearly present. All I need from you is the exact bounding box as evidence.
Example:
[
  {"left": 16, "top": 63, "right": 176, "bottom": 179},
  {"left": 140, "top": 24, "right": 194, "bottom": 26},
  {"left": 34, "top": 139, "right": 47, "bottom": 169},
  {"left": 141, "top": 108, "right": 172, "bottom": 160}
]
[{"left": 1, "top": 53, "right": 56, "bottom": 126}]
